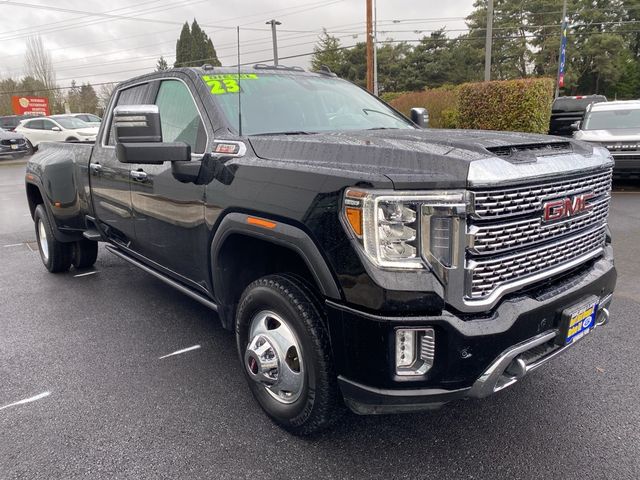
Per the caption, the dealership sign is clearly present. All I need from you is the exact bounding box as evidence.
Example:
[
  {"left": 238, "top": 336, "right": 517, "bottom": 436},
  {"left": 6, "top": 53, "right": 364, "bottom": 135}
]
[{"left": 11, "top": 96, "right": 50, "bottom": 115}]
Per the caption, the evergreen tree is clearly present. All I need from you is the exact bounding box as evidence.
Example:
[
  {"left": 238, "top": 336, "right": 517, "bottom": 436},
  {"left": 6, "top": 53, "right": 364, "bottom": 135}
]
[
  {"left": 156, "top": 56, "right": 169, "bottom": 71},
  {"left": 79, "top": 83, "right": 99, "bottom": 114},
  {"left": 174, "top": 19, "right": 221, "bottom": 67},
  {"left": 174, "top": 22, "right": 192, "bottom": 67},
  {"left": 311, "top": 29, "right": 344, "bottom": 73}
]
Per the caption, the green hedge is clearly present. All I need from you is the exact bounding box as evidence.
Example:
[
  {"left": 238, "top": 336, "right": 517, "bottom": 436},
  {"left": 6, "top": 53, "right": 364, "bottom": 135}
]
[
  {"left": 380, "top": 91, "right": 407, "bottom": 103},
  {"left": 456, "top": 78, "right": 554, "bottom": 134},
  {"left": 387, "top": 78, "right": 554, "bottom": 134},
  {"left": 389, "top": 86, "right": 460, "bottom": 129}
]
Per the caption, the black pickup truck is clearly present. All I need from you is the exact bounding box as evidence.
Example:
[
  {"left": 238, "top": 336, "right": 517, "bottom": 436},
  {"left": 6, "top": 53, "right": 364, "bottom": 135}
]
[{"left": 25, "top": 66, "right": 616, "bottom": 435}]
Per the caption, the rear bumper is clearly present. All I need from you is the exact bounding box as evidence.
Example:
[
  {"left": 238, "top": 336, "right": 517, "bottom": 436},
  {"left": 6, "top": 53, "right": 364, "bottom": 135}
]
[{"left": 327, "top": 247, "right": 616, "bottom": 415}]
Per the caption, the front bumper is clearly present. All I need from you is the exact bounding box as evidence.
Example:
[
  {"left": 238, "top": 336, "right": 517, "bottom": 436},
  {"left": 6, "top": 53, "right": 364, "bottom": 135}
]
[
  {"left": 327, "top": 247, "right": 616, "bottom": 415},
  {"left": 611, "top": 153, "right": 640, "bottom": 177},
  {"left": 0, "top": 145, "right": 29, "bottom": 157}
]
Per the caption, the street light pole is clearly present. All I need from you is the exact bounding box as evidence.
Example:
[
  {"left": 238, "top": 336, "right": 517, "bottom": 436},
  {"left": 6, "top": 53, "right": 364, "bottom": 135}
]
[
  {"left": 484, "top": 0, "right": 494, "bottom": 81},
  {"left": 266, "top": 19, "right": 282, "bottom": 66}
]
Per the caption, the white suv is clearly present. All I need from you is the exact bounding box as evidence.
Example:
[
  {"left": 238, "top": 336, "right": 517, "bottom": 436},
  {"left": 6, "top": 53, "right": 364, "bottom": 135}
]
[
  {"left": 15, "top": 115, "right": 99, "bottom": 148},
  {"left": 574, "top": 100, "right": 640, "bottom": 178}
]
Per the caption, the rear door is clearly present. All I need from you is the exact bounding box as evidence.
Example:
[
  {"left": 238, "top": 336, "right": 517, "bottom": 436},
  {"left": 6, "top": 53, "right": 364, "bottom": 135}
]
[
  {"left": 129, "top": 76, "right": 210, "bottom": 291},
  {"left": 20, "top": 119, "right": 46, "bottom": 145},
  {"left": 90, "top": 82, "right": 153, "bottom": 244}
]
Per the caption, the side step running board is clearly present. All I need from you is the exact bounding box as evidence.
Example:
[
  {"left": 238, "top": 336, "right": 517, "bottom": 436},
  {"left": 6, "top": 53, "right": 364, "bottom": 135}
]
[
  {"left": 82, "top": 229, "right": 103, "bottom": 241},
  {"left": 105, "top": 244, "right": 218, "bottom": 312}
]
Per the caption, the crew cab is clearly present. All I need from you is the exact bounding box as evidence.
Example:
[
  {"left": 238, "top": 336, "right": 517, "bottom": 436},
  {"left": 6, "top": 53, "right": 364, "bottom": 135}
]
[
  {"left": 25, "top": 66, "right": 616, "bottom": 435},
  {"left": 574, "top": 100, "right": 640, "bottom": 178}
]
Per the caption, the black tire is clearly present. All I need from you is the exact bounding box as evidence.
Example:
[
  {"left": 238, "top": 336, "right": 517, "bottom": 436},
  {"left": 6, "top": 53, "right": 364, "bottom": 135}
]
[
  {"left": 65, "top": 137, "right": 79, "bottom": 142},
  {"left": 34, "top": 204, "right": 72, "bottom": 273},
  {"left": 25, "top": 140, "right": 34, "bottom": 155},
  {"left": 236, "top": 274, "right": 344, "bottom": 435},
  {"left": 72, "top": 238, "right": 98, "bottom": 269}
]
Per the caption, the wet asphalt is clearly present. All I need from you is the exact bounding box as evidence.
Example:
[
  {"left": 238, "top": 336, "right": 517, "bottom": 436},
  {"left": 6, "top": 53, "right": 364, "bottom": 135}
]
[{"left": 1, "top": 159, "right": 639, "bottom": 479}]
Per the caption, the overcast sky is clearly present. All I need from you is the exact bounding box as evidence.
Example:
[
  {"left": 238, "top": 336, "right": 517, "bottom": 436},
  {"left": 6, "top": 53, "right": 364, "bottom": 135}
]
[{"left": 0, "top": 0, "right": 475, "bottom": 90}]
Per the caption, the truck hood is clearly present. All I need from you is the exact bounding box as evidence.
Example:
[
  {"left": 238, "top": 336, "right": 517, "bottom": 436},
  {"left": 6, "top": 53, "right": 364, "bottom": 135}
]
[
  {"left": 575, "top": 128, "right": 640, "bottom": 143},
  {"left": 248, "top": 129, "right": 606, "bottom": 189}
]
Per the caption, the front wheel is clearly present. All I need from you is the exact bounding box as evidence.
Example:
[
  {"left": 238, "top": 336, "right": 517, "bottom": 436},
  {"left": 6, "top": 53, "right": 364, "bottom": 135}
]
[
  {"left": 236, "top": 274, "right": 343, "bottom": 435},
  {"left": 34, "top": 204, "right": 72, "bottom": 273}
]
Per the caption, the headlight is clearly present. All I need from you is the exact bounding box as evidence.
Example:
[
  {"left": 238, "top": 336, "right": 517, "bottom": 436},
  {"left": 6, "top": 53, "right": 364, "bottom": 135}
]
[{"left": 343, "top": 188, "right": 466, "bottom": 271}]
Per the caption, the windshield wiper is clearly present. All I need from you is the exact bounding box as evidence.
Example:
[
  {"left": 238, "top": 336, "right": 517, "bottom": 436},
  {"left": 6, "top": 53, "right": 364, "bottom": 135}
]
[
  {"left": 251, "top": 131, "right": 316, "bottom": 136},
  {"left": 362, "top": 108, "right": 403, "bottom": 121}
]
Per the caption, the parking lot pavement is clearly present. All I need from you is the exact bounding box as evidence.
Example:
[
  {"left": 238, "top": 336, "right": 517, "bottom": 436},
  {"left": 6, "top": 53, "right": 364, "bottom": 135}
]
[{"left": 1, "top": 161, "right": 639, "bottom": 479}]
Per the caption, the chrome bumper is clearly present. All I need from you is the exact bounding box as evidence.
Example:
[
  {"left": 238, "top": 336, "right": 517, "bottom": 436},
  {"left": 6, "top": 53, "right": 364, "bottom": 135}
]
[{"left": 469, "top": 293, "right": 612, "bottom": 399}]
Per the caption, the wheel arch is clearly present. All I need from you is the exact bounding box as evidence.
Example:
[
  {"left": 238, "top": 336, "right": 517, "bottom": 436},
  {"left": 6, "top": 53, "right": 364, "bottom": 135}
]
[
  {"left": 25, "top": 181, "right": 44, "bottom": 219},
  {"left": 210, "top": 212, "right": 342, "bottom": 329}
]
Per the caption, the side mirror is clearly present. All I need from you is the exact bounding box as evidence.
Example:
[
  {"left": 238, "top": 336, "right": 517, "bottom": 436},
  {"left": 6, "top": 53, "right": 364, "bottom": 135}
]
[
  {"left": 113, "top": 104, "right": 190, "bottom": 164},
  {"left": 570, "top": 121, "right": 581, "bottom": 131},
  {"left": 51, "top": 126, "right": 61, "bottom": 132},
  {"left": 410, "top": 107, "right": 429, "bottom": 128}
]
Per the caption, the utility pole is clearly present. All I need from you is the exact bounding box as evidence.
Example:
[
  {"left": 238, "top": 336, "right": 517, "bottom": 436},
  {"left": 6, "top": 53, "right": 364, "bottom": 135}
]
[
  {"left": 555, "top": 0, "right": 568, "bottom": 98},
  {"left": 373, "top": 0, "right": 378, "bottom": 96},
  {"left": 484, "top": 0, "right": 494, "bottom": 82},
  {"left": 266, "top": 19, "right": 281, "bottom": 66},
  {"left": 366, "top": 0, "right": 374, "bottom": 93}
]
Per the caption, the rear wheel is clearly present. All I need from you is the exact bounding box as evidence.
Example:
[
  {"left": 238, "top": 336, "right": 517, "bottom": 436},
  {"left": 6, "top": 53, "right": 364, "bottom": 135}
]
[
  {"left": 72, "top": 238, "right": 98, "bottom": 269},
  {"left": 236, "top": 274, "right": 343, "bottom": 435},
  {"left": 34, "top": 204, "right": 72, "bottom": 273}
]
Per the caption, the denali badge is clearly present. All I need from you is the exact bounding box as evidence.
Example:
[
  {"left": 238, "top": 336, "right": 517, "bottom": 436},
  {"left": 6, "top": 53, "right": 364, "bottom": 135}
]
[{"left": 543, "top": 193, "right": 594, "bottom": 222}]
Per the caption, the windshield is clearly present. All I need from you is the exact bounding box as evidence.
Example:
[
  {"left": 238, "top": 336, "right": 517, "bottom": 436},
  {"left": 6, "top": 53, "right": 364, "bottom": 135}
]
[
  {"left": 208, "top": 73, "right": 414, "bottom": 135},
  {"left": 583, "top": 108, "right": 640, "bottom": 130},
  {"left": 54, "top": 117, "right": 91, "bottom": 129}
]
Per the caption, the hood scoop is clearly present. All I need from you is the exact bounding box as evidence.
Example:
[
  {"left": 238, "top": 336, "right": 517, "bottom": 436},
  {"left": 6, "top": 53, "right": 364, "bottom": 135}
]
[{"left": 486, "top": 141, "right": 572, "bottom": 163}]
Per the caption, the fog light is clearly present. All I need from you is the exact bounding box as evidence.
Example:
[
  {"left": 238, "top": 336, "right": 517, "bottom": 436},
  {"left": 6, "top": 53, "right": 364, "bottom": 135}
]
[{"left": 395, "top": 328, "right": 435, "bottom": 376}]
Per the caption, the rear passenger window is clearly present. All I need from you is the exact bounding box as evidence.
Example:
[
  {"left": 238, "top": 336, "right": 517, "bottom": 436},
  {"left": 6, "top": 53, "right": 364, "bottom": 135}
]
[
  {"left": 25, "top": 120, "right": 44, "bottom": 130},
  {"left": 107, "top": 83, "right": 149, "bottom": 145},
  {"left": 155, "top": 80, "right": 206, "bottom": 154}
]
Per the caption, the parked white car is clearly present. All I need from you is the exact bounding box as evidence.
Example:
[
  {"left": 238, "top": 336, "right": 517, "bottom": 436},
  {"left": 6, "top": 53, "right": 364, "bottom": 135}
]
[
  {"left": 15, "top": 115, "right": 99, "bottom": 147},
  {"left": 574, "top": 100, "right": 640, "bottom": 177},
  {"left": 68, "top": 113, "right": 102, "bottom": 126}
]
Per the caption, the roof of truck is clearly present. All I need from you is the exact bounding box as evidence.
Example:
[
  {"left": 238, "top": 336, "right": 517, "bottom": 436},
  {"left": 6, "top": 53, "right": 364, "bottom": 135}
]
[{"left": 589, "top": 100, "right": 640, "bottom": 112}]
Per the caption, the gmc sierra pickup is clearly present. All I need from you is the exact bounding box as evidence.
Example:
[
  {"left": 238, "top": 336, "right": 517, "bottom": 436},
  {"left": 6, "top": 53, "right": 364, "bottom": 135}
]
[{"left": 25, "top": 65, "right": 616, "bottom": 435}]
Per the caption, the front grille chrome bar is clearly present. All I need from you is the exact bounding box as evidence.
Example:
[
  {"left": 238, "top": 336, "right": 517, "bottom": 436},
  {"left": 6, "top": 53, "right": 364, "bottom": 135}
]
[{"left": 467, "top": 225, "right": 607, "bottom": 302}]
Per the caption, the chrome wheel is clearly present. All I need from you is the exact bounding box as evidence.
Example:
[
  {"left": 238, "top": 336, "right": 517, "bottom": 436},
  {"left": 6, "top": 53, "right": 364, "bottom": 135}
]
[
  {"left": 37, "top": 218, "right": 49, "bottom": 262},
  {"left": 245, "top": 310, "right": 304, "bottom": 404}
]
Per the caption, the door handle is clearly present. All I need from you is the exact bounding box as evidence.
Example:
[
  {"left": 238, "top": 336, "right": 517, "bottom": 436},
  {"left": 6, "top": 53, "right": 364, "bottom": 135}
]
[
  {"left": 130, "top": 170, "right": 148, "bottom": 181},
  {"left": 90, "top": 163, "right": 102, "bottom": 174}
]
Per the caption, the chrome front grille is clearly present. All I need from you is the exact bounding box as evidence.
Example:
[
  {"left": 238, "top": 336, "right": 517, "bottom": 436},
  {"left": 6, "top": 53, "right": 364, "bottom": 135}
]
[
  {"left": 465, "top": 168, "right": 612, "bottom": 303},
  {"left": 469, "top": 196, "right": 610, "bottom": 255},
  {"left": 468, "top": 225, "right": 607, "bottom": 299},
  {"left": 471, "top": 169, "right": 612, "bottom": 220}
]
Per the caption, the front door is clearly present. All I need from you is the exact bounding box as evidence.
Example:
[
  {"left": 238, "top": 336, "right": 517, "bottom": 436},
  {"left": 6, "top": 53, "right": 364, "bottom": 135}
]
[
  {"left": 129, "top": 77, "right": 211, "bottom": 292},
  {"left": 90, "top": 82, "right": 153, "bottom": 244}
]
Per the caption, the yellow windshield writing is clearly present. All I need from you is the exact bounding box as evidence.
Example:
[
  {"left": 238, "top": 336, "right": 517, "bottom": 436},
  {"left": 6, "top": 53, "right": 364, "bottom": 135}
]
[{"left": 202, "top": 74, "right": 258, "bottom": 95}]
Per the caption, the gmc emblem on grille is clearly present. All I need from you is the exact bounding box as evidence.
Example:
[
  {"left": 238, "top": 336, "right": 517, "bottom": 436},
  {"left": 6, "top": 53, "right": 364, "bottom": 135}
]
[{"left": 543, "top": 193, "right": 595, "bottom": 222}]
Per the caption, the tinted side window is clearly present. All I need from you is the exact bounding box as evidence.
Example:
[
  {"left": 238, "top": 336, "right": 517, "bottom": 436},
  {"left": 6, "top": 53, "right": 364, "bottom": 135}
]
[
  {"left": 25, "top": 120, "right": 44, "bottom": 130},
  {"left": 155, "top": 80, "right": 206, "bottom": 154},
  {"left": 42, "top": 120, "right": 56, "bottom": 131},
  {"left": 107, "top": 83, "right": 149, "bottom": 145}
]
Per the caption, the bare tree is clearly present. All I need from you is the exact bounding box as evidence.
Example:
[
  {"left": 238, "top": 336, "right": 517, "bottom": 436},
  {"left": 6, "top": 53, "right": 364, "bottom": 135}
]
[
  {"left": 97, "top": 83, "right": 117, "bottom": 114},
  {"left": 24, "top": 35, "right": 56, "bottom": 90}
]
